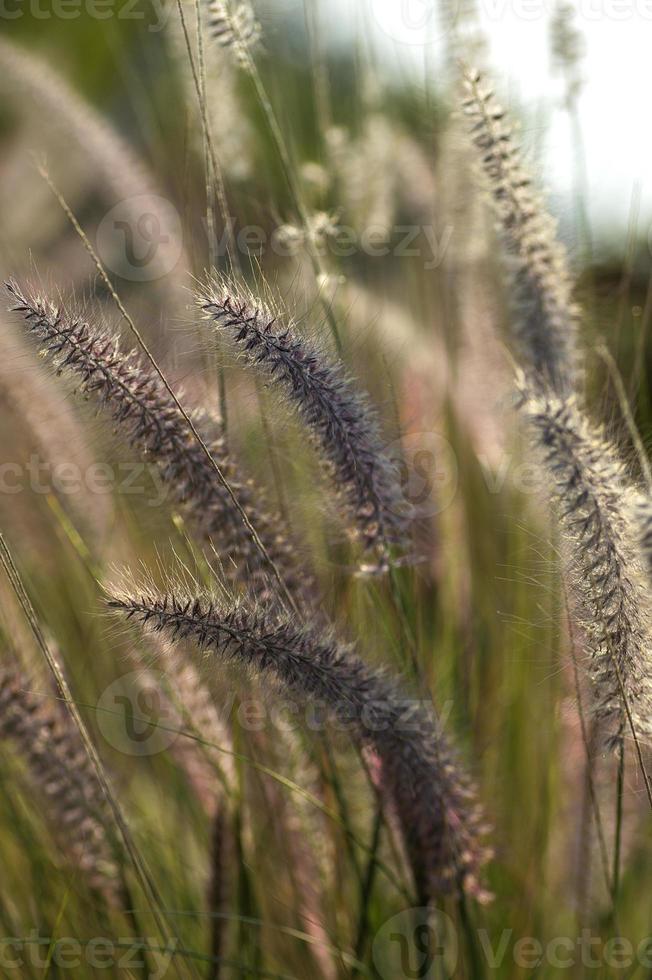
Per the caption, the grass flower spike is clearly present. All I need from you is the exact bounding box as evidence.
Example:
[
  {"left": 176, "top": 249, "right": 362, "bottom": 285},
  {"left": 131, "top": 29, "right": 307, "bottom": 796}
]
[
  {"left": 518, "top": 376, "right": 652, "bottom": 747},
  {"left": 207, "top": 1, "right": 260, "bottom": 65},
  {"left": 6, "top": 281, "right": 312, "bottom": 606},
  {"left": 464, "top": 70, "right": 580, "bottom": 396},
  {"left": 0, "top": 668, "right": 120, "bottom": 903},
  {"left": 108, "top": 584, "right": 492, "bottom": 904},
  {"left": 199, "top": 277, "right": 410, "bottom": 560}
]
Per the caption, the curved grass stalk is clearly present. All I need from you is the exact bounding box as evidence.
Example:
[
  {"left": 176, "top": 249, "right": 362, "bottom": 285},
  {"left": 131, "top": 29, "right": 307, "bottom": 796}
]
[{"left": 108, "top": 584, "right": 493, "bottom": 905}]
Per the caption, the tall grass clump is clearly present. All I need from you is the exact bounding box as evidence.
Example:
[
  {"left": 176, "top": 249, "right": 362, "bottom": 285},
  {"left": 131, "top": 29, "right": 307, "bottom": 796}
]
[
  {"left": 6, "top": 10, "right": 652, "bottom": 976},
  {"left": 6, "top": 281, "right": 312, "bottom": 606}
]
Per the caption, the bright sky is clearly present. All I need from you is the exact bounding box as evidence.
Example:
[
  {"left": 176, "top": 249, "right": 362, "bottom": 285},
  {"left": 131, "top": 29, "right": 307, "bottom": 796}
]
[{"left": 321, "top": 0, "right": 652, "bottom": 245}]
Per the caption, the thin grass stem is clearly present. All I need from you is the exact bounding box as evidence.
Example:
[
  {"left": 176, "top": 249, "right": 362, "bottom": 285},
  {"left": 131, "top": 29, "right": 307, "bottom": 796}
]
[{"left": 612, "top": 741, "right": 625, "bottom": 923}]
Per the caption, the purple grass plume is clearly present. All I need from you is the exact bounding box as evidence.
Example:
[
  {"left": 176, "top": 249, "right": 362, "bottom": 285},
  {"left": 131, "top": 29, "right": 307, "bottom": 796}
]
[
  {"left": 108, "top": 583, "right": 493, "bottom": 905},
  {"left": 0, "top": 667, "right": 121, "bottom": 903},
  {"left": 518, "top": 375, "right": 652, "bottom": 748},
  {"left": 6, "top": 280, "right": 313, "bottom": 607},
  {"left": 199, "top": 276, "right": 411, "bottom": 562},
  {"left": 464, "top": 70, "right": 580, "bottom": 397}
]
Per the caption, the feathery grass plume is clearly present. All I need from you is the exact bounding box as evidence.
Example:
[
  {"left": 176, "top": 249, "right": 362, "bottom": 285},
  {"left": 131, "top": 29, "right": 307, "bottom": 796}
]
[
  {"left": 327, "top": 117, "right": 439, "bottom": 233},
  {"left": 0, "top": 314, "right": 114, "bottom": 555},
  {"left": 550, "top": 2, "right": 586, "bottom": 108},
  {"left": 463, "top": 70, "right": 580, "bottom": 396},
  {"left": 6, "top": 281, "right": 314, "bottom": 607},
  {"left": 0, "top": 668, "right": 121, "bottom": 903},
  {"left": 517, "top": 375, "right": 652, "bottom": 747},
  {"left": 108, "top": 585, "right": 492, "bottom": 904},
  {"left": 165, "top": 17, "right": 255, "bottom": 184},
  {"left": 326, "top": 119, "right": 395, "bottom": 234},
  {"left": 155, "top": 632, "right": 237, "bottom": 794},
  {"left": 0, "top": 37, "right": 186, "bottom": 287},
  {"left": 275, "top": 211, "right": 341, "bottom": 254},
  {"left": 199, "top": 277, "right": 410, "bottom": 560},
  {"left": 207, "top": 0, "right": 261, "bottom": 66}
]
